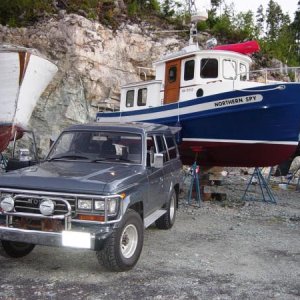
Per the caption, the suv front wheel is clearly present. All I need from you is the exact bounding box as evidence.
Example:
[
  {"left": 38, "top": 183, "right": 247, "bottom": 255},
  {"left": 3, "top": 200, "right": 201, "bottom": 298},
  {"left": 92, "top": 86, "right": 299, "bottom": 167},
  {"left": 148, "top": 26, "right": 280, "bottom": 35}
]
[
  {"left": 96, "top": 209, "right": 144, "bottom": 272},
  {"left": 0, "top": 240, "right": 35, "bottom": 258}
]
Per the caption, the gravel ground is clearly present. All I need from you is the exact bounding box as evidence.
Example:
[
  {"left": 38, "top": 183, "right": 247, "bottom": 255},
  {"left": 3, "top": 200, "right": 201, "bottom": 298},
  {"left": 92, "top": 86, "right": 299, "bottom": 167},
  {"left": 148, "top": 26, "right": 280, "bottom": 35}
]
[{"left": 0, "top": 169, "right": 299, "bottom": 299}]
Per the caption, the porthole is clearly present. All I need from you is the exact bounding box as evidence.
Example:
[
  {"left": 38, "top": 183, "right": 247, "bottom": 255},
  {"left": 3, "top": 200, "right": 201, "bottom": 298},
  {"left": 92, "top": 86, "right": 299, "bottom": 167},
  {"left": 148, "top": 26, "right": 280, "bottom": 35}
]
[{"left": 196, "top": 89, "right": 203, "bottom": 97}]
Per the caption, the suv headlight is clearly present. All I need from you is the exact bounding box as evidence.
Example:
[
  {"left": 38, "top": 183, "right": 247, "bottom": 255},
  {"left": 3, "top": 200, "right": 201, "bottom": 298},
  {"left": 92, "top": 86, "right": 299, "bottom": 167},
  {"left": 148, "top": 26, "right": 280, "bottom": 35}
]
[
  {"left": 94, "top": 197, "right": 119, "bottom": 215},
  {"left": 94, "top": 200, "right": 105, "bottom": 211},
  {"left": 78, "top": 199, "right": 92, "bottom": 210}
]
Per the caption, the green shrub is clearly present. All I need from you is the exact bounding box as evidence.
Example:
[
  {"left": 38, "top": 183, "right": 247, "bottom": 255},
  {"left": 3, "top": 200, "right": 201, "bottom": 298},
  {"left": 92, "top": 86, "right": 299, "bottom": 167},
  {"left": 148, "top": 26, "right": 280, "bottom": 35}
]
[{"left": 0, "top": 0, "right": 54, "bottom": 27}]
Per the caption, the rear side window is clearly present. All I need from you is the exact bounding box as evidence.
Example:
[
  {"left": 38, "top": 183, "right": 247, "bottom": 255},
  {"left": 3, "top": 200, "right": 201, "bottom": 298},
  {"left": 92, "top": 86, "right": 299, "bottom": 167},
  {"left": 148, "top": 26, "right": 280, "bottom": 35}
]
[
  {"left": 156, "top": 135, "right": 168, "bottom": 162},
  {"left": 165, "top": 136, "right": 177, "bottom": 160}
]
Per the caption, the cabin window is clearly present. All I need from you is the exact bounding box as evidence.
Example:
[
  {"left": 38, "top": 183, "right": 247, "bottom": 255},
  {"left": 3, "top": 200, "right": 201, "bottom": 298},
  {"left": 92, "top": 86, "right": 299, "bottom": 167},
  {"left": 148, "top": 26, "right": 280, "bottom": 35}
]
[
  {"left": 223, "top": 59, "right": 237, "bottom": 80},
  {"left": 200, "top": 58, "right": 218, "bottom": 78},
  {"left": 126, "top": 90, "right": 134, "bottom": 107},
  {"left": 137, "top": 88, "right": 147, "bottom": 106},
  {"left": 240, "top": 63, "right": 247, "bottom": 81},
  {"left": 184, "top": 60, "right": 195, "bottom": 81},
  {"left": 168, "top": 66, "right": 177, "bottom": 83}
]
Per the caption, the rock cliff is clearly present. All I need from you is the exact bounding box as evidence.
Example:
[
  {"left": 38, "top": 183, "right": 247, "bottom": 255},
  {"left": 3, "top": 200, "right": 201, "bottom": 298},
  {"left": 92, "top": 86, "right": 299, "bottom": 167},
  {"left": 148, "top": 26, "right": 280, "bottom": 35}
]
[{"left": 0, "top": 13, "right": 184, "bottom": 156}]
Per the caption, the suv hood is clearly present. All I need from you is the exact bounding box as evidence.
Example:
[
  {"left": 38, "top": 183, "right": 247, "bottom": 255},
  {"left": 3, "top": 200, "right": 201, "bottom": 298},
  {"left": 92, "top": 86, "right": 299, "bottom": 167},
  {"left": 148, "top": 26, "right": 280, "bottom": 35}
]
[{"left": 0, "top": 161, "right": 144, "bottom": 194}]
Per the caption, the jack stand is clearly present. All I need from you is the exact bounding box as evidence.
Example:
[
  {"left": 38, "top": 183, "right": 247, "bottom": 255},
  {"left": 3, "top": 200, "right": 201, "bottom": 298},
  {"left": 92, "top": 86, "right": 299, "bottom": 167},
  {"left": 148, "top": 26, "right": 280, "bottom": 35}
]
[
  {"left": 187, "top": 161, "right": 201, "bottom": 206},
  {"left": 188, "top": 162, "right": 201, "bottom": 206},
  {"left": 186, "top": 147, "right": 203, "bottom": 206},
  {"left": 242, "top": 167, "right": 277, "bottom": 204},
  {"left": 0, "top": 153, "right": 7, "bottom": 171}
]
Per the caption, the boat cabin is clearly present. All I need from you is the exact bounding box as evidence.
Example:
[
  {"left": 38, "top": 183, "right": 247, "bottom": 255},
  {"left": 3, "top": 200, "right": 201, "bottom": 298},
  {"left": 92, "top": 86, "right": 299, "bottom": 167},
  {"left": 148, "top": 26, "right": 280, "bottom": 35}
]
[{"left": 119, "top": 44, "right": 252, "bottom": 111}]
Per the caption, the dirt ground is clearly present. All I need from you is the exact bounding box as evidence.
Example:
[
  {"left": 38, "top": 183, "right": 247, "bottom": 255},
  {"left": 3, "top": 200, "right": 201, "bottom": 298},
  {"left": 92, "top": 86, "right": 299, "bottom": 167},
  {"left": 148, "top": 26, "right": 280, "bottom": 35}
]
[{"left": 0, "top": 169, "right": 299, "bottom": 299}]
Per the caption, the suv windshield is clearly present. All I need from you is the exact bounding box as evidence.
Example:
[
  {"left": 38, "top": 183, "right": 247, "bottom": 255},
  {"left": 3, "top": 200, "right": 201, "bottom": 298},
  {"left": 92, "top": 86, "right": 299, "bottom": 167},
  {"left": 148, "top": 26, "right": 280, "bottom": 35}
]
[{"left": 47, "top": 131, "right": 142, "bottom": 164}]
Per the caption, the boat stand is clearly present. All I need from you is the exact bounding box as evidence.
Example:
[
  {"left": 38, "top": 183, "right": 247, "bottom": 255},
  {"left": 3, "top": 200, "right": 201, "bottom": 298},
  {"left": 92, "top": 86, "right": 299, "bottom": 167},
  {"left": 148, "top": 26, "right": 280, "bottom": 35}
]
[
  {"left": 242, "top": 167, "right": 277, "bottom": 204},
  {"left": 0, "top": 153, "right": 7, "bottom": 171},
  {"left": 186, "top": 161, "right": 201, "bottom": 206},
  {"left": 185, "top": 147, "right": 204, "bottom": 206}
]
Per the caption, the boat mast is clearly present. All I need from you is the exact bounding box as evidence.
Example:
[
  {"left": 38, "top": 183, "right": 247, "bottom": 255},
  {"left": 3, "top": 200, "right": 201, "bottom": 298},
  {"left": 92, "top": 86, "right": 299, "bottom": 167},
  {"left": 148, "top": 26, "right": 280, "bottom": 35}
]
[{"left": 186, "top": 0, "right": 208, "bottom": 45}]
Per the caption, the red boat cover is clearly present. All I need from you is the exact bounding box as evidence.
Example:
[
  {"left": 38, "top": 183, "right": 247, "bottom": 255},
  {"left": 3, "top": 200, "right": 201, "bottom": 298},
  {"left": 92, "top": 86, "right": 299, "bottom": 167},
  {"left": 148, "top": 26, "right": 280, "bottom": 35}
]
[{"left": 213, "top": 40, "right": 260, "bottom": 55}]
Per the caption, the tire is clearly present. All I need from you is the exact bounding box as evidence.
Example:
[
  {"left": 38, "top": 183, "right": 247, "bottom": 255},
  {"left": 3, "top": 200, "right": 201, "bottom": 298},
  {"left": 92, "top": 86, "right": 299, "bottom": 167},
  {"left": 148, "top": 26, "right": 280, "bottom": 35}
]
[
  {"left": 0, "top": 240, "right": 35, "bottom": 258},
  {"left": 96, "top": 209, "right": 144, "bottom": 272},
  {"left": 155, "top": 190, "right": 177, "bottom": 230}
]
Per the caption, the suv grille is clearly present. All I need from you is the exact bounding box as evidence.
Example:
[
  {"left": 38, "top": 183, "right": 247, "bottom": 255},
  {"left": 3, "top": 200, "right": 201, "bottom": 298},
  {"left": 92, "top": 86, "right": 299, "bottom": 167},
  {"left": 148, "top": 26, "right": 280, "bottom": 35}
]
[{"left": 13, "top": 194, "right": 76, "bottom": 216}]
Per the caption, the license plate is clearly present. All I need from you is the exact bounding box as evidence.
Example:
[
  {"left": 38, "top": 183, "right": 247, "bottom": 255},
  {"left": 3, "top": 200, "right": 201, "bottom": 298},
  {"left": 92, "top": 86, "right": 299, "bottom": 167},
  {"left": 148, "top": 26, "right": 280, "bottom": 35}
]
[{"left": 62, "top": 231, "right": 91, "bottom": 249}]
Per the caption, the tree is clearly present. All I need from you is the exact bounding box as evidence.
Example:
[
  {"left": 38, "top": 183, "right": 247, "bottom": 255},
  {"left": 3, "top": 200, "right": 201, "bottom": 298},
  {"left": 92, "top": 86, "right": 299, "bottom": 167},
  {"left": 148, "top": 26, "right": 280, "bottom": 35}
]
[
  {"left": 293, "top": 1, "right": 300, "bottom": 40},
  {"left": 232, "top": 11, "right": 256, "bottom": 41},
  {"left": 255, "top": 4, "right": 265, "bottom": 37},
  {"left": 0, "top": 0, "right": 54, "bottom": 26},
  {"left": 290, "top": 1, "right": 300, "bottom": 63},
  {"left": 210, "top": 0, "right": 223, "bottom": 15},
  {"left": 265, "top": 0, "right": 290, "bottom": 42},
  {"left": 161, "top": 0, "right": 182, "bottom": 17}
]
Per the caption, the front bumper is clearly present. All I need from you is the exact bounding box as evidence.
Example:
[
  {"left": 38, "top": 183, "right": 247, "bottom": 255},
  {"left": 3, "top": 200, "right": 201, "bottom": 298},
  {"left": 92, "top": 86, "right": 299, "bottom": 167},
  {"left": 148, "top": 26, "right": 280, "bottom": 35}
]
[
  {"left": 0, "top": 188, "right": 126, "bottom": 251},
  {"left": 0, "top": 223, "right": 114, "bottom": 250}
]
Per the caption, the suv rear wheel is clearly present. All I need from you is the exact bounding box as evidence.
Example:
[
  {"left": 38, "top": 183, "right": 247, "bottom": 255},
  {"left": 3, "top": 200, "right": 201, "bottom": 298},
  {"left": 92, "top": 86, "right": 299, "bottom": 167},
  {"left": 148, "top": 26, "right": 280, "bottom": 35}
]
[
  {"left": 96, "top": 209, "right": 144, "bottom": 272},
  {"left": 156, "top": 190, "right": 177, "bottom": 229},
  {"left": 0, "top": 240, "right": 35, "bottom": 258}
]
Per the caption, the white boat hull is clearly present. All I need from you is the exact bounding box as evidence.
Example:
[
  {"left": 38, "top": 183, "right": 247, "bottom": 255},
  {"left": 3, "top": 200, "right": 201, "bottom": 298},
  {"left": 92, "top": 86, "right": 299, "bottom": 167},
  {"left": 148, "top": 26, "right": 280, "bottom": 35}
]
[{"left": 0, "top": 46, "right": 57, "bottom": 152}]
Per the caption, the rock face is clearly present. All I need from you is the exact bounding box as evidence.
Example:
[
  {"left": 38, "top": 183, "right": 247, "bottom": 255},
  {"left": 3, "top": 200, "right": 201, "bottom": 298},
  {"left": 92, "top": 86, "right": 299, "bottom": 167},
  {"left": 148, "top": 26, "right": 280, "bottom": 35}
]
[{"left": 0, "top": 13, "right": 184, "bottom": 156}]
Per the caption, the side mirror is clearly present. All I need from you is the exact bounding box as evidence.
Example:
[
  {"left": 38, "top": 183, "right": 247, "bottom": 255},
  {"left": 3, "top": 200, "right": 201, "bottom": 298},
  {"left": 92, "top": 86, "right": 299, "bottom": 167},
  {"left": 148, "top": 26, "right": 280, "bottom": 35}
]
[{"left": 152, "top": 153, "right": 164, "bottom": 169}]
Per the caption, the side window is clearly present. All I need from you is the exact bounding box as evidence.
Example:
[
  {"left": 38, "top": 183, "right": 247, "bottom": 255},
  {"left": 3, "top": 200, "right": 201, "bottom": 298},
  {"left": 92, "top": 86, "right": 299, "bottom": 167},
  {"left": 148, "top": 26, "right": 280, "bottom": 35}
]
[
  {"left": 169, "top": 66, "right": 177, "bottom": 83},
  {"left": 137, "top": 88, "right": 147, "bottom": 106},
  {"left": 200, "top": 58, "right": 218, "bottom": 78},
  {"left": 223, "top": 59, "right": 237, "bottom": 80},
  {"left": 147, "top": 136, "right": 156, "bottom": 152},
  {"left": 126, "top": 90, "right": 134, "bottom": 107},
  {"left": 156, "top": 135, "right": 168, "bottom": 162},
  {"left": 165, "top": 136, "right": 177, "bottom": 160},
  {"left": 146, "top": 135, "right": 156, "bottom": 167},
  {"left": 240, "top": 63, "right": 247, "bottom": 81},
  {"left": 184, "top": 60, "right": 195, "bottom": 81}
]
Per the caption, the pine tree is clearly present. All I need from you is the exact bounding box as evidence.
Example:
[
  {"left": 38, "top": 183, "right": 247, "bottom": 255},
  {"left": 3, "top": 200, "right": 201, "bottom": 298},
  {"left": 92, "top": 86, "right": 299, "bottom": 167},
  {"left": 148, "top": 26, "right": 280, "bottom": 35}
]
[
  {"left": 291, "top": 0, "right": 300, "bottom": 63},
  {"left": 255, "top": 4, "right": 265, "bottom": 37},
  {"left": 210, "top": 0, "right": 223, "bottom": 14},
  {"left": 266, "top": 0, "right": 284, "bottom": 41}
]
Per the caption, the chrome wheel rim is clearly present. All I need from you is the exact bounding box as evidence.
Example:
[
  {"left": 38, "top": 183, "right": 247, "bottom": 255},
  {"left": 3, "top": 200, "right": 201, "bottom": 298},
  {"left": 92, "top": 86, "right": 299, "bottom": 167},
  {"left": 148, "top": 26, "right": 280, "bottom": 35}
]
[
  {"left": 120, "top": 224, "right": 138, "bottom": 259},
  {"left": 170, "top": 195, "right": 175, "bottom": 222}
]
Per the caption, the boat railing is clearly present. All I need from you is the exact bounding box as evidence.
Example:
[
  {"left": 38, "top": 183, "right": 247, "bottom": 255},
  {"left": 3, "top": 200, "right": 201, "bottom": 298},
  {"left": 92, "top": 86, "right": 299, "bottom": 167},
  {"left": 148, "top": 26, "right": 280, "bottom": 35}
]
[
  {"left": 246, "top": 66, "right": 300, "bottom": 84},
  {"left": 94, "top": 101, "right": 119, "bottom": 113}
]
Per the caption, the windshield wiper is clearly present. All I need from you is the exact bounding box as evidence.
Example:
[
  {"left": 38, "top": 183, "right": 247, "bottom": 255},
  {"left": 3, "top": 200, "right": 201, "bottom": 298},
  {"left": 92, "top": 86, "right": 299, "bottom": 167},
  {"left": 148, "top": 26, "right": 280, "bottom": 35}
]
[
  {"left": 48, "top": 154, "right": 90, "bottom": 161},
  {"left": 92, "top": 157, "right": 115, "bottom": 162},
  {"left": 92, "top": 156, "right": 133, "bottom": 163}
]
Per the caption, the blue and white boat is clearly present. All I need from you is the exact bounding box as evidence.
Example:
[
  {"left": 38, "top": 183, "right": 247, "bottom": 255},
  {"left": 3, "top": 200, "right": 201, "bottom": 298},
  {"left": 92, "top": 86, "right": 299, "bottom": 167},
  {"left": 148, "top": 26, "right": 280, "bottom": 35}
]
[{"left": 96, "top": 38, "right": 300, "bottom": 167}]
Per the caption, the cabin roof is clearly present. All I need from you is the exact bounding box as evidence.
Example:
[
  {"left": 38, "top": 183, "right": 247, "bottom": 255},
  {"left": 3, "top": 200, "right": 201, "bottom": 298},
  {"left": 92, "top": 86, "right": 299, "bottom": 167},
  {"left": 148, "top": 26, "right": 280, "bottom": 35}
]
[
  {"left": 122, "top": 80, "right": 161, "bottom": 89},
  {"left": 154, "top": 46, "right": 252, "bottom": 65}
]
